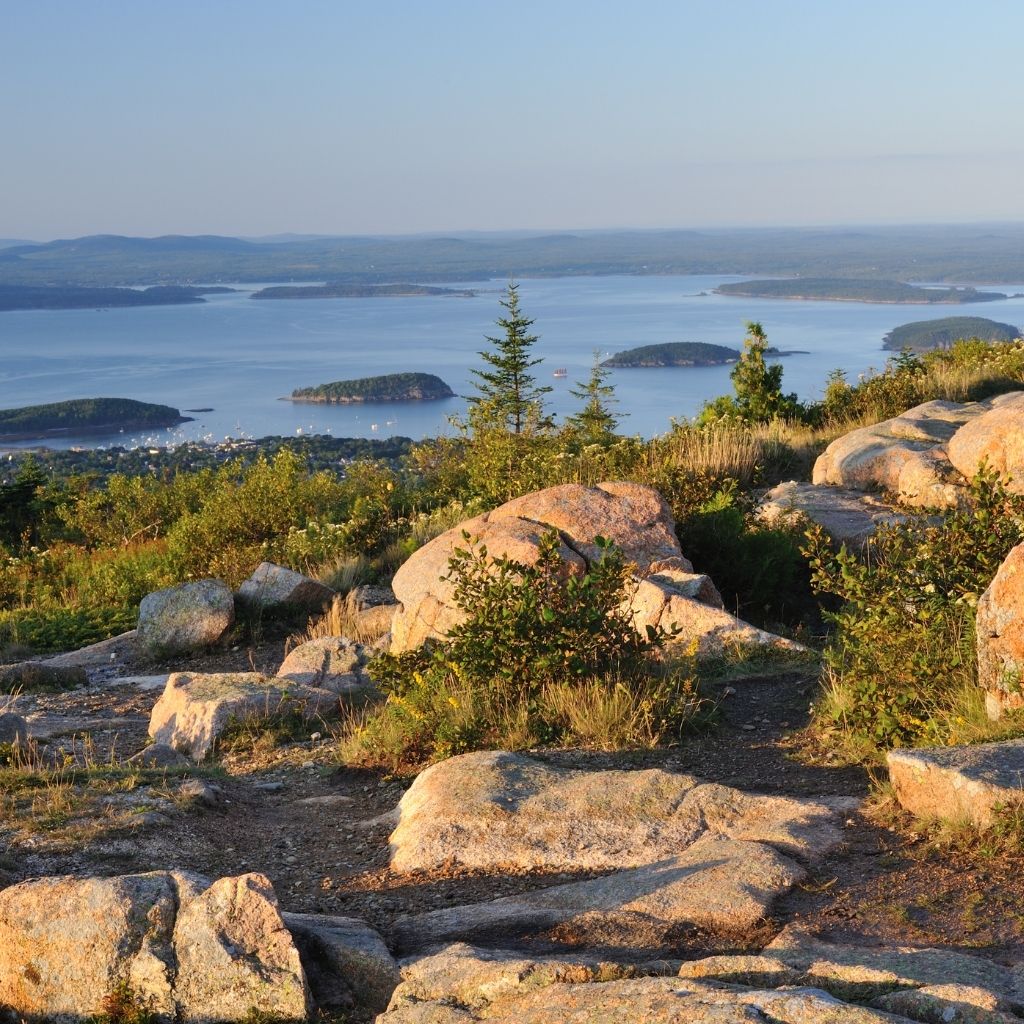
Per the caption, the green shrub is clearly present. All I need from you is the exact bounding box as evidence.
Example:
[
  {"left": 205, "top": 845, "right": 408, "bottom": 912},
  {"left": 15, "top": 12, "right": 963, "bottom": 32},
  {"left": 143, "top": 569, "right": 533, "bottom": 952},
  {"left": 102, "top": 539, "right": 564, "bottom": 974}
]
[
  {"left": 805, "top": 468, "right": 1024, "bottom": 754},
  {"left": 344, "top": 530, "right": 698, "bottom": 768},
  {"left": 0, "top": 605, "right": 136, "bottom": 654}
]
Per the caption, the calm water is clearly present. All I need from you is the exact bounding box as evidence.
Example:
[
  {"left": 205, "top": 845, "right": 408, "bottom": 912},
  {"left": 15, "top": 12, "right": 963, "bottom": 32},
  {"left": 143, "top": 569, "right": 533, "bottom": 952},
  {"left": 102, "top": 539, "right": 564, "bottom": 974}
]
[{"left": 1, "top": 275, "right": 1022, "bottom": 448}]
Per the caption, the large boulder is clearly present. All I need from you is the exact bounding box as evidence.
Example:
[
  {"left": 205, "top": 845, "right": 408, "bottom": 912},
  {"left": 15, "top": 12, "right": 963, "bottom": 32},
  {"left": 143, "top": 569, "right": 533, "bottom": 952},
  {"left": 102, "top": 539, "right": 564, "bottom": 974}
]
[
  {"left": 148, "top": 671, "right": 339, "bottom": 760},
  {"left": 237, "top": 561, "right": 335, "bottom": 611},
  {"left": 388, "top": 750, "right": 851, "bottom": 872},
  {"left": 887, "top": 739, "right": 1024, "bottom": 826},
  {"left": 276, "top": 636, "right": 375, "bottom": 700},
  {"left": 390, "top": 482, "right": 799, "bottom": 658},
  {"left": 812, "top": 392, "right": 1024, "bottom": 509},
  {"left": 137, "top": 579, "right": 235, "bottom": 656},
  {"left": 947, "top": 391, "right": 1024, "bottom": 491},
  {"left": 0, "top": 871, "right": 311, "bottom": 1023},
  {"left": 976, "top": 543, "right": 1024, "bottom": 718}
]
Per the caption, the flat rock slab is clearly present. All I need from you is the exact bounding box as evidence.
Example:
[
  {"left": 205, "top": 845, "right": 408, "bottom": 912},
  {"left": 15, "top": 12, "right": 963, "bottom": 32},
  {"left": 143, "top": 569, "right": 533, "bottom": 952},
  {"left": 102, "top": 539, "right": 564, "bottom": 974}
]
[
  {"left": 381, "top": 938, "right": 1024, "bottom": 1023},
  {"left": 393, "top": 838, "right": 805, "bottom": 954},
  {"left": 887, "top": 739, "right": 1024, "bottom": 826},
  {"left": 757, "top": 481, "right": 908, "bottom": 548},
  {"left": 389, "top": 750, "right": 854, "bottom": 872},
  {"left": 38, "top": 630, "right": 138, "bottom": 669},
  {"left": 148, "top": 671, "right": 339, "bottom": 760},
  {"left": 23, "top": 713, "right": 148, "bottom": 740}
]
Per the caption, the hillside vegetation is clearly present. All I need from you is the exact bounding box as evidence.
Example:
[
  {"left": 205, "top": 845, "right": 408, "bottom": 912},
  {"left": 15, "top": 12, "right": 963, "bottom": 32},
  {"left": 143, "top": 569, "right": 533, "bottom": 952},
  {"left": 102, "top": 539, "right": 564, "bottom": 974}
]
[
  {"left": 715, "top": 278, "right": 1004, "bottom": 303},
  {"left": 883, "top": 315, "right": 1021, "bottom": 351},
  {"left": 291, "top": 372, "right": 455, "bottom": 403},
  {"left": 0, "top": 398, "right": 188, "bottom": 441}
]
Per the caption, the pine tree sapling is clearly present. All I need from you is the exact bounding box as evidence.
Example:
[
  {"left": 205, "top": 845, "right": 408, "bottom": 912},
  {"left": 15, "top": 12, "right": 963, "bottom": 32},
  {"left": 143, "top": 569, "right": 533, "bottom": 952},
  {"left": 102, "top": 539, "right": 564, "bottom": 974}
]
[
  {"left": 567, "top": 351, "right": 623, "bottom": 445},
  {"left": 469, "top": 283, "right": 552, "bottom": 434}
]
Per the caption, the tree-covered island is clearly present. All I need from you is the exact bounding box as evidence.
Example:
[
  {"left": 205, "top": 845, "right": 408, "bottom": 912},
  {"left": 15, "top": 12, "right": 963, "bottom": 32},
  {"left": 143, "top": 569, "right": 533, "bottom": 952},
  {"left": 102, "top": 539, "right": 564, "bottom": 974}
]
[
  {"left": 602, "top": 341, "right": 800, "bottom": 367},
  {"left": 0, "top": 284, "right": 233, "bottom": 312},
  {"left": 252, "top": 283, "right": 476, "bottom": 300},
  {"left": 715, "top": 278, "right": 1006, "bottom": 304},
  {"left": 0, "top": 398, "right": 190, "bottom": 442},
  {"left": 883, "top": 316, "right": 1021, "bottom": 351},
  {"left": 290, "top": 372, "right": 456, "bottom": 404}
]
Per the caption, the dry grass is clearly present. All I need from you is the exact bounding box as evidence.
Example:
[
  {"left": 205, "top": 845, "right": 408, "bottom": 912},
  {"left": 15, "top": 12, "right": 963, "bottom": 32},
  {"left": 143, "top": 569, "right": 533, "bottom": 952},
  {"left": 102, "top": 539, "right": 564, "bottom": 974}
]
[{"left": 290, "top": 592, "right": 393, "bottom": 650}]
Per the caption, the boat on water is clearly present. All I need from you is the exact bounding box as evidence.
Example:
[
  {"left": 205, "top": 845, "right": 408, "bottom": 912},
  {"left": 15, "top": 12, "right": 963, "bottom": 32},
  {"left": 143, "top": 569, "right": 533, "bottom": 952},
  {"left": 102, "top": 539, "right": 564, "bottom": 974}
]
[{"left": 552, "top": 368, "right": 568, "bottom": 378}]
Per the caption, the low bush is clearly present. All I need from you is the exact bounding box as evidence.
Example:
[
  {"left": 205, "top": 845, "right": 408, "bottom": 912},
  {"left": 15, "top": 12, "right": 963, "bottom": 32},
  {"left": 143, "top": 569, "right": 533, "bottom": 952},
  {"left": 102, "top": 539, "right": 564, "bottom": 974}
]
[
  {"left": 342, "top": 530, "right": 705, "bottom": 769},
  {"left": 805, "top": 468, "right": 1024, "bottom": 757}
]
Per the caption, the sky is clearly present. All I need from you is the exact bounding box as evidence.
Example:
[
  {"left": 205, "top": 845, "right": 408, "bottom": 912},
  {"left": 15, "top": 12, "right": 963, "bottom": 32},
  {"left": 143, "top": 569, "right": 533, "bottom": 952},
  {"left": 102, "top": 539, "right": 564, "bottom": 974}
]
[{"left": 2, "top": 0, "right": 1023, "bottom": 239}]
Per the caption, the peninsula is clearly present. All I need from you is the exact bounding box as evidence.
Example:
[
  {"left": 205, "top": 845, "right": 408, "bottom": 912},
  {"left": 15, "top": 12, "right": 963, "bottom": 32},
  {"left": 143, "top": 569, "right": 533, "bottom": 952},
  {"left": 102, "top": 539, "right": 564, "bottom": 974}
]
[
  {"left": 883, "top": 316, "right": 1021, "bottom": 351},
  {"left": 290, "top": 372, "right": 455, "bottom": 404},
  {"left": 0, "top": 398, "right": 191, "bottom": 442},
  {"left": 251, "top": 283, "right": 476, "bottom": 300},
  {"left": 715, "top": 278, "right": 1006, "bottom": 304},
  {"left": 603, "top": 341, "right": 801, "bottom": 367}
]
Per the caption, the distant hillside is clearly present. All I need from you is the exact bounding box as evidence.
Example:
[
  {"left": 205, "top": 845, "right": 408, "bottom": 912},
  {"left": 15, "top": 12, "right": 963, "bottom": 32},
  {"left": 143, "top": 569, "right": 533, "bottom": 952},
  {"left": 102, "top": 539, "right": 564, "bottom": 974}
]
[
  {"left": 715, "top": 278, "right": 1005, "bottom": 304},
  {"left": 883, "top": 316, "right": 1022, "bottom": 351},
  {"left": 603, "top": 342, "right": 741, "bottom": 367},
  {"left": 291, "top": 372, "right": 455, "bottom": 404},
  {"left": 0, "top": 284, "right": 230, "bottom": 311},
  {"left": 0, "top": 398, "right": 190, "bottom": 441},
  {"left": 252, "top": 283, "right": 476, "bottom": 300},
  {"left": 2, "top": 226, "right": 1024, "bottom": 286}
]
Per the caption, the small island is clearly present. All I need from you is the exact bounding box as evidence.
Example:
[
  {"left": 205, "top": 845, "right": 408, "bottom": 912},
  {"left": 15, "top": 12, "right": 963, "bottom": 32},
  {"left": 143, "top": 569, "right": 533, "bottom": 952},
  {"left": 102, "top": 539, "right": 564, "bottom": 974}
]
[
  {"left": 602, "top": 341, "right": 802, "bottom": 368},
  {"left": 251, "top": 283, "right": 476, "bottom": 300},
  {"left": 715, "top": 278, "right": 1005, "bottom": 304},
  {"left": 0, "top": 284, "right": 233, "bottom": 312},
  {"left": 290, "top": 372, "right": 455, "bottom": 404},
  {"left": 0, "top": 398, "right": 191, "bottom": 442},
  {"left": 883, "top": 316, "right": 1022, "bottom": 351}
]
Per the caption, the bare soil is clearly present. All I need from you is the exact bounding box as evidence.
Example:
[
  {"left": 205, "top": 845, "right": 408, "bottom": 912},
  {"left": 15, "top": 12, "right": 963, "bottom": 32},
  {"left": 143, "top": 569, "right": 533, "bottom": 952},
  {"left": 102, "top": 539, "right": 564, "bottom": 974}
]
[{"left": 4, "top": 645, "right": 1024, "bottom": 970}]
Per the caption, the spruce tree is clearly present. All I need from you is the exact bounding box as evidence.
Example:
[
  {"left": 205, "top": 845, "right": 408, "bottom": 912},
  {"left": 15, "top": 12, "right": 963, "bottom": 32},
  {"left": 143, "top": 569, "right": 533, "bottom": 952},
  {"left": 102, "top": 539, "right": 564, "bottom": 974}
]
[
  {"left": 469, "top": 283, "right": 552, "bottom": 434},
  {"left": 566, "top": 351, "right": 622, "bottom": 444},
  {"left": 729, "top": 321, "right": 801, "bottom": 422}
]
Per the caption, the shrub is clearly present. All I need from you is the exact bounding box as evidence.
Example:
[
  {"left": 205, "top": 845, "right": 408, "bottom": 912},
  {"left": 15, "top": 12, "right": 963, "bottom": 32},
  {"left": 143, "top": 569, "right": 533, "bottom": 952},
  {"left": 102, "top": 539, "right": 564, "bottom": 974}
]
[
  {"left": 805, "top": 467, "right": 1024, "bottom": 755},
  {"left": 343, "top": 530, "right": 700, "bottom": 768}
]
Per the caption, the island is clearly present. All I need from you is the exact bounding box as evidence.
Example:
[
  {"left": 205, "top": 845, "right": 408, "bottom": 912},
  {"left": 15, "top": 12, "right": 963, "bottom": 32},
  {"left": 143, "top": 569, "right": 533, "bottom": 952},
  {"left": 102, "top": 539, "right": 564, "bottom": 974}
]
[
  {"left": 714, "top": 278, "right": 1006, "bottom": 304},
  {"left": 251, "top": 283, "right": 476, "bottom": 300},
  {"left": 883, "top": 316, "right": 1022, "bottom": 351},
  {"left": 0, "top": 398, "right": 191, "bottom": 442},
  {"left": 602, "top": 341, "right": 803, "bottom": 368},
  {"left": 290, "top": 372, "right": 456, "bottom": 404},
  {"left": 0, "top": 284, "right": 234, "bottom": 312}
]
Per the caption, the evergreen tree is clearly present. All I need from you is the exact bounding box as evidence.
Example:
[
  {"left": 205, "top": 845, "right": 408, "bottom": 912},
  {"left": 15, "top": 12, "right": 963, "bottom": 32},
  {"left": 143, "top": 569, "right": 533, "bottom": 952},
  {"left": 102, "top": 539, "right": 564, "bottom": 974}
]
[
  {"left": 729, "top": 321, "right": 801, "bottom": 421},
  {"left": 469, "top": 283, "right": 552, "bottom": 434},
  {"left": 566, "top": 351, "right": 622, "bottom": 444}
]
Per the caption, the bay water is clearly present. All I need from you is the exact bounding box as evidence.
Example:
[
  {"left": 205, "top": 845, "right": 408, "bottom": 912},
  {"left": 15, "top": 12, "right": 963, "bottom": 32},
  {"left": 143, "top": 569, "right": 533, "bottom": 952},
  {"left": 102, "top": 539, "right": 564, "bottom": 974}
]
[{"left": 1, "top": 274, "right": 1022, "bottom": 448}]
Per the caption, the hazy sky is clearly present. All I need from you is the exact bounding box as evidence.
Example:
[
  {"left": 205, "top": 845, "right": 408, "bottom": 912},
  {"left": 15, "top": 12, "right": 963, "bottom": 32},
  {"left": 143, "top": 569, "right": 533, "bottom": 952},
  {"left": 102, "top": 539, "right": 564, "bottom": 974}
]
[{"left": 3, "top": 0, "right": 1023, "bottom": 239}]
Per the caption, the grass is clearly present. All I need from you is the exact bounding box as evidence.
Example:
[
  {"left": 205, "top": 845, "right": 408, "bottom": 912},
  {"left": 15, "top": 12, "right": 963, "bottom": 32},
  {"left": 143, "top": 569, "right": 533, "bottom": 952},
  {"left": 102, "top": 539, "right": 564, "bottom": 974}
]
[{"left": 288, "top": 592, "right": 393, "bottom": 650}]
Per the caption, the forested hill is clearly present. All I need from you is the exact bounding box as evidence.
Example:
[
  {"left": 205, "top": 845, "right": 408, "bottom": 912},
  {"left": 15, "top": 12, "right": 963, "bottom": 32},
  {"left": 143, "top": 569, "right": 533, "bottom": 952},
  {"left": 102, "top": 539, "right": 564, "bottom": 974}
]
[
  {"left": 291, "top": 373, "right": 455, "bottom": 404},
  {"left": 0, "top": 398, "right": 189, "bottom": 441},
  {"left": 0, "top": 284, "right": 232, "bottom": 311},
  {"left": 883, "top": 316, "right": 1022, "bottom": 351},
  {"left": 603, "top": 342, "right": 740, "bottom": 367}
]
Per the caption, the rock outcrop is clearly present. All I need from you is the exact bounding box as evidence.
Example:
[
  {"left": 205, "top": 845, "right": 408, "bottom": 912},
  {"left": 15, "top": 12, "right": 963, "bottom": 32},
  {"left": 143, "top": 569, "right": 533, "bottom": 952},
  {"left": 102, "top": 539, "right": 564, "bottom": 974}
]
[
  {"left": 976, "top": 543, "right": 1024, "bottom": 718},
  {"left": 0, "top": 871, "right": 311, "bottom": 1022},
  {"left": 137, "top": 579, "right": 235, "bottom": 655},
  {"left": 390, "top": 482, "right": 800, "bottom": 658},
  {"left": 887, "top": 739, "right": 1024, "bottom": 826},
  {"left": 148, "top": 671, "right": 339, "bottom": 760},
  {"left": 237, "top": 561, "right": 334, "bottom": 611},
  {"left": 757, "top": 480, "right": 908, "bottom": 548},
  {"left": 379, "top": 929, "right": 1024, "bottom": 1023},
  {"left": 812, "top": 392, "right": 1024, "bottom": 508},
  {"left": 386, "top": 751, "right": 854, "bottom": 954}
]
